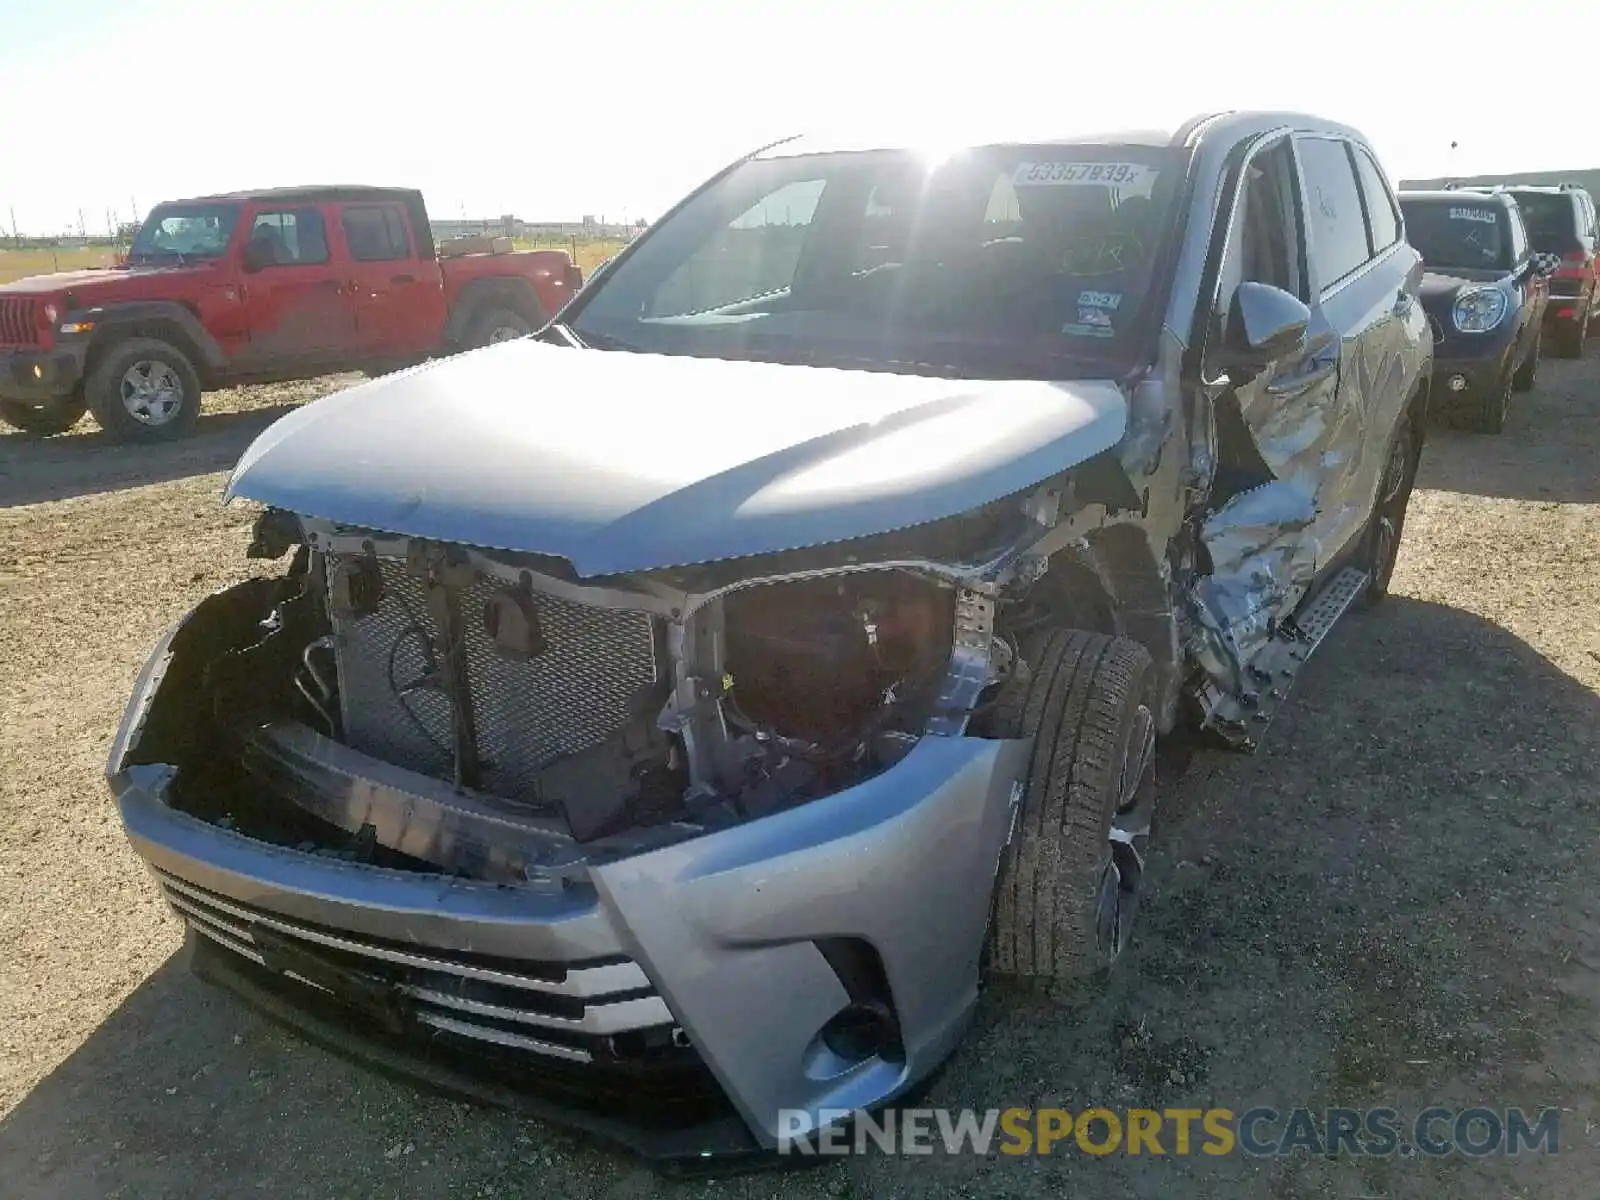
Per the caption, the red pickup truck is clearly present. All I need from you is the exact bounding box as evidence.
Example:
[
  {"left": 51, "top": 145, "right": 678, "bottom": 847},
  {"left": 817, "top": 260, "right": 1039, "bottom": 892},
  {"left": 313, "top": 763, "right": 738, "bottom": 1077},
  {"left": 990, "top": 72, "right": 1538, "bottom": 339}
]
[{"left": 0, "top": 186, "right": 581, "bottom": 441}]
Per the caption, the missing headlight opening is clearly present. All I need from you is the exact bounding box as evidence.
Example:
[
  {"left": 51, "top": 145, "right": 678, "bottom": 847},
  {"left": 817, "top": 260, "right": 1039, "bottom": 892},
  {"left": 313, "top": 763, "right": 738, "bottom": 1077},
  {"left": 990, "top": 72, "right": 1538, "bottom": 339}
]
[{"left": 118, "top": 523, "right": 1015, "bottom": 884}]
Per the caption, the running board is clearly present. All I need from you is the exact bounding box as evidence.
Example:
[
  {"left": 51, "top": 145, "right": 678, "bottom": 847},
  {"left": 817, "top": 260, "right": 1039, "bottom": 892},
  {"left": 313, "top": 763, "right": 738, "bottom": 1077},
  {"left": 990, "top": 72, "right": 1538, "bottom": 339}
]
[{"left": 1204, "top": 566, "right": 1369, "bottom": 752}]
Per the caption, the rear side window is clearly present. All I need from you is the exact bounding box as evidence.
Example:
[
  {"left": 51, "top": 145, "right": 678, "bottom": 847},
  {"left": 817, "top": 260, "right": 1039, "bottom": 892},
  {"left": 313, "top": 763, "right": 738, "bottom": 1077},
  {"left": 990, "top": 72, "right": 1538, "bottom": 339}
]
[
  {"left": 1352, "top": 149, "right": 1400, "bottom": 253},
  {"left": 342, "top": 206, "right": 411, "bottom": 262},
  {"left": 1295, "top": 137, "right": 1371, "bottom": 287},
  {"left": 247, "top": 208, "right": 329, "bottom": 266}
]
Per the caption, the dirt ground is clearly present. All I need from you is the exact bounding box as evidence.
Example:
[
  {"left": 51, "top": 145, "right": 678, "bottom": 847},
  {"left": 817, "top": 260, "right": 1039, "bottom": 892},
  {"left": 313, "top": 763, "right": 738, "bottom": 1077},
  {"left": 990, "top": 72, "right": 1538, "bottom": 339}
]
[{"left": 1, "top": 360, "right": 1597, "bottom": 1199}]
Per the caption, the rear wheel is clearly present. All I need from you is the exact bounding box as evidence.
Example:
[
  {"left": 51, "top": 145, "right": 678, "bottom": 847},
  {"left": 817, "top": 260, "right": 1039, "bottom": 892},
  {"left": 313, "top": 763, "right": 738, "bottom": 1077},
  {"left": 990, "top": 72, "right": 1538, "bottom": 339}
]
[
  {"left": 1360, "top": 413, "right": 1420, "bottom": 607},
  {"left": 84, "top": 338, "right": 202, "bottom": 442},
  {"left": 465, "top": 307, "right": 534, "bottom": 349},
  {"left": 1553, "top": 303, "right": 1590, "bottom": 359},
  {"left": 982, "top": 631, "right": 1158, "bottom": 986},
  {"left": 0, "top": 396, "right": 88, "bottom": 437}
]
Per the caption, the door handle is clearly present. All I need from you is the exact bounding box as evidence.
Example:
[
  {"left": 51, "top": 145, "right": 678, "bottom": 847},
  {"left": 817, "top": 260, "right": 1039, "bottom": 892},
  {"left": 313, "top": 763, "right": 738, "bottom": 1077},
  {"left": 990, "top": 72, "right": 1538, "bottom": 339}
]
[
  {"left": 1265, "top": 352, "right": 1337, "bottom": 397},
  {"left": 391, "top": 274, "right": 416, "bottom": 284},
  {"left": 315, "top": 279, "right": 342, "bottom": 291}
]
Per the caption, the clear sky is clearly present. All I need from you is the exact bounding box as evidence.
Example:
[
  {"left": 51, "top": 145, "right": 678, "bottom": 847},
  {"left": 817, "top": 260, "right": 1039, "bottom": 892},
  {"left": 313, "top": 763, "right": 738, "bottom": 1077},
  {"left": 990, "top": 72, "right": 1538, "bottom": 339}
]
[{"left": 0, "top": 0, "right": 1587, "bottom": 236}]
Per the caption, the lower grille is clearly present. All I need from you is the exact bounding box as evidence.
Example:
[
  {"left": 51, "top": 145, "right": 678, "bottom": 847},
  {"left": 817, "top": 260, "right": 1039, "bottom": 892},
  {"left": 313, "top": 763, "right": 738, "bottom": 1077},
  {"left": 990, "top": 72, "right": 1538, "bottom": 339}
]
[
  {"left": 154, "top": 868, "right": 677, "bottom": 1062},
  {"left": 327, "top": 555, "right": 660, "bottom": 804},
  {"left": 0, "top": 297, "right": 39, "bottom": 347}
]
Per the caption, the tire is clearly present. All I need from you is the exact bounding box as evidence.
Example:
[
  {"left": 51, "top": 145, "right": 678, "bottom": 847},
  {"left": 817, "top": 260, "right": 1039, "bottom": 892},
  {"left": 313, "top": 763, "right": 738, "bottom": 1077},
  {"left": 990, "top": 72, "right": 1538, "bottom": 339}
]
[
  {"left": 465, "top": 307, "right": 534, "bottom": 349},
  {"left": 84, "top": 338, "right": 202, "bottom": 443},
  {"left": 1552, "top": 303, "right": 1589, "bottom": 359},
  {"left": 1512, "top": 329, "right": 1540, "bottom": 392},
  {"left": 0, "top": 396, "right": 88, "bottom": 437},
  {"left": 1460, "top": 363, "right": 1511, "bottom": 434},
  {"left": 981, "top": 630, "right": 1158, "bottom": 986},
  {"left": 1360, "top": 410, "right": 1421, "bottom": 607}
]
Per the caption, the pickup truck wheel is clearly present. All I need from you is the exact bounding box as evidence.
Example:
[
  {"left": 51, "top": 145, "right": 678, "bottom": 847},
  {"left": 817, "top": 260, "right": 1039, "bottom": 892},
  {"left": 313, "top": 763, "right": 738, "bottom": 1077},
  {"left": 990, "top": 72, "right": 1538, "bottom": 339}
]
[
  {"left": 84, "top": 338, "right": 201, "bottom": 442},
  {"left": 466, "top": 307, "right": 533, "bottom": 349},
  {"left": 1360, "top": 413, "right": 1420, "bottom": 607},
  {"left": 982, "top": 630, "right": 1158, "bottom": 987},
  {"left": 0, "top": 396, "right": 88, "bottom": 437}
]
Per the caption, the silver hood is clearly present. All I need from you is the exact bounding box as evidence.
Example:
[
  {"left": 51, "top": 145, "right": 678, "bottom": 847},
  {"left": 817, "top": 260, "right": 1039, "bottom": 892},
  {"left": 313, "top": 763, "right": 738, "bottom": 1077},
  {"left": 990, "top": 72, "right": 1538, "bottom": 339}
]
[{"left": 227, "top": 340, "right": 1128, "bottom": 577}]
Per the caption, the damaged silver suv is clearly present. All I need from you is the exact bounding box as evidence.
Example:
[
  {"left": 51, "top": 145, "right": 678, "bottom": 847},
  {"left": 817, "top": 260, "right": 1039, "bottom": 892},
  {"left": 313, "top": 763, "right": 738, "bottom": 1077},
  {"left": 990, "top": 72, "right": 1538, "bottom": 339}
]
[{"left": 108, "top": 112, "right": 1430, "bottom": 1163}]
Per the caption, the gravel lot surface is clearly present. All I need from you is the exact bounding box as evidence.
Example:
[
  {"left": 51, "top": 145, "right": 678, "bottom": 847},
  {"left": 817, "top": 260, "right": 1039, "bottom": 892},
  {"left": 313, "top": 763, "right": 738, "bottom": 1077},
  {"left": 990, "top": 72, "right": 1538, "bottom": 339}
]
[{"left": 2, "top": 362, "right": 1597, "bottom": 1199}]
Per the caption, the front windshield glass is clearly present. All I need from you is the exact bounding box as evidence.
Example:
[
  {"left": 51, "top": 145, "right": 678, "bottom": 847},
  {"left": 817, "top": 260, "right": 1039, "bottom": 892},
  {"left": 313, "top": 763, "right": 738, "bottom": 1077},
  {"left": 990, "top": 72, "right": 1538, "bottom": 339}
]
[
  {"left": 129, "top": 204, "right": 242, "bottom": 262},
  {"left": 1399, "top": 200, "right": 1510, "bottom": 270},
  {"left": 571, "top": 144, "right": 1181, "bottom": 376}
]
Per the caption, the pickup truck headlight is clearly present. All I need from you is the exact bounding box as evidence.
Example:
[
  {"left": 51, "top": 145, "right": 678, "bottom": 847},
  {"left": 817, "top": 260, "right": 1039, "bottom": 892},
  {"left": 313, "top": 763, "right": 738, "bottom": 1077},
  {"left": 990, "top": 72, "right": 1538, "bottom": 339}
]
[{"left": 1452, "top": 287, "right": 1507, "bottom": 333}]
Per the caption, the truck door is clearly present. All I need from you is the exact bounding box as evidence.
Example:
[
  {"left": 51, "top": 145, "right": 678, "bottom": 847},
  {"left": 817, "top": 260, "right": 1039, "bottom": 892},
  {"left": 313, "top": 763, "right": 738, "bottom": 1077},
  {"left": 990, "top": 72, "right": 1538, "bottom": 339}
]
[
  {"left": 230, "top": 204, "right": 354, "bottom": 371},
  {"left": 337, "top": 202, "right": 446, "bottom": 357}
]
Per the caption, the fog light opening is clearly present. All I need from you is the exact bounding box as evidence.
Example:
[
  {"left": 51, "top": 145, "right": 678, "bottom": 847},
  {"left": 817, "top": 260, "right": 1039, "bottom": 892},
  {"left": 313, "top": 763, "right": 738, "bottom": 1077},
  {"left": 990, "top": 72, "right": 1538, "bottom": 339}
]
[
  {"left": 820, "top": 1000, "right": 904, "bottom": 1064},
  {"left": 1447, "top": 374, "right": 1469, "bottom": 392}
]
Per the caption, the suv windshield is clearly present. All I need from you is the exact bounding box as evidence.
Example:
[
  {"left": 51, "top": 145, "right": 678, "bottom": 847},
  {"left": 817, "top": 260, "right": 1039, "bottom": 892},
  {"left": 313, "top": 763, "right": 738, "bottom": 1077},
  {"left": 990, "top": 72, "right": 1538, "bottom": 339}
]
[
  {"left": 129, "top": 204, "right": 243, "bottom": 263},
  {"left": 570, "top": 144, "right": 1181, "bottom": 376},
  {"left": 1504, "top": 191, "right": 1579, "bottom": 253},
  {"left": 1400, "top": 200, "right": 1510, "bottom": 270}
]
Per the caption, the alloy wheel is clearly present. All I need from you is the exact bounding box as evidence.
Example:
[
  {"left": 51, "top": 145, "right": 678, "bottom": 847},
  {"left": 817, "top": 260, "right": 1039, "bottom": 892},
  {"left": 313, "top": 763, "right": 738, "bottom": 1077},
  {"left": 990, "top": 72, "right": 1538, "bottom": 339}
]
[
  {"left": 1093, "top": 702, "right": 1156, "bottom": 965},
  {"left": 119, "top": 360, "right": 186, "bottom": 426}
]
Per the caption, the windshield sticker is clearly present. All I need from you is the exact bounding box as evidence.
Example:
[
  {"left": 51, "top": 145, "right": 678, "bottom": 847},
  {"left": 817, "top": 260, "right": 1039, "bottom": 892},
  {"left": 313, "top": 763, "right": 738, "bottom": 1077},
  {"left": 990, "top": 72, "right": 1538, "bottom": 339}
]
[
  {"left": 1449, "top": 207, "right": 1498, "bottom": 224},
  {"left": 1077, "top": 289, "right": 1123, "bottom": 310},
  {"left": 1013, "top": 161, "right": 1151, "bottom": 188},
  {"left": 1062, "top": 305, "right": 1116, "bottom": 338}
]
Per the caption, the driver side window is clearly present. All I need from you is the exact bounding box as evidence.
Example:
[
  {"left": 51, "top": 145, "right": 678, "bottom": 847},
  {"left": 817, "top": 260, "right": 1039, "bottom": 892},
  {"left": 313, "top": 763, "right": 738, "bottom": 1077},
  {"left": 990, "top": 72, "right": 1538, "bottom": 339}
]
[{"left": 1216, "top": 137, "right": 1306, "bottom": 316}]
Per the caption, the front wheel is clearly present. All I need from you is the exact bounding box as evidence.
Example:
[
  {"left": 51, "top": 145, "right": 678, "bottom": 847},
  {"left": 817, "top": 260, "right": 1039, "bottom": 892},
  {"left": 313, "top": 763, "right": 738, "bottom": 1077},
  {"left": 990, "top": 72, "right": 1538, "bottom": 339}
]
[
  {"left": 1512, "top": 329, "right": 1540, "bottom": 392},
  {"left": 0, "top": 396, "right": 88, "bottom": 437},
  {"left": 84, "top": 338, "right": 202, "bottom": 442},
  {"left": 465, "top": 307, "right": 534, "bottom": 349},
  {"left": 1460, "top": 364, "right": 1511, "bottom": 434},
  {"left": 983, "top": 631, "right": 1158, "bottom": 985}
]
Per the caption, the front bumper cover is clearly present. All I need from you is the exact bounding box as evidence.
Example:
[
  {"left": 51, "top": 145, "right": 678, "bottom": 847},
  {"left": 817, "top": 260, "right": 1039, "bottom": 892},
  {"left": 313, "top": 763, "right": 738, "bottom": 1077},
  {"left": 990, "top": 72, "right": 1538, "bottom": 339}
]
[
  {"left": 0, "top": 344, "right": 85, "bottom": 401},
  {"left": 110, "top": 610, "right": 1031, "bottom": 1161}
]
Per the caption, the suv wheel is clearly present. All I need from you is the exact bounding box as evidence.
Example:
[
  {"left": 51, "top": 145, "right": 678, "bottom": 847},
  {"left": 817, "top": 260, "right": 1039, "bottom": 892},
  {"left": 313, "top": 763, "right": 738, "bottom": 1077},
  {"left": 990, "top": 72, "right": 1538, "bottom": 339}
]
[
  {"left": 0, "top": 396, "right": 88, "bottom": 437},
  {"left": 982, "top": 630, "right": 1158, "bottom": 986},
  {"left": 1554, "top": 303, "right": 1590, "bottom": 359},
  {"left": 466, "top": 307, "right": 534, "bottom": 349},
  {"left": 84, "top": 338, "right": 202, "bottom": 443},
  {"left": 1462, "top": 363, "right": 1512, "bottom": 434},
  {"left": 1360, "top": 413, "right": 1420, "bottom": 607},
  {"left": 1512, "top": 329, "right": 1540, "bottom": 392}
]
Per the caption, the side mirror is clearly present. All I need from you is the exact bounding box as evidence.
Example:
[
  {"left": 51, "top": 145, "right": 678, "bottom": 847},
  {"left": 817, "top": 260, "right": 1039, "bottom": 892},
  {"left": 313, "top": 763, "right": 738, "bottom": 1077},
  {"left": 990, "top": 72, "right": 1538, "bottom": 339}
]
[
  {"left": 241, "top": 239, "right": 275, "bottom": 273},
  {"left": 1225, "top": 281, "right": 1311, "bottom": 364}
]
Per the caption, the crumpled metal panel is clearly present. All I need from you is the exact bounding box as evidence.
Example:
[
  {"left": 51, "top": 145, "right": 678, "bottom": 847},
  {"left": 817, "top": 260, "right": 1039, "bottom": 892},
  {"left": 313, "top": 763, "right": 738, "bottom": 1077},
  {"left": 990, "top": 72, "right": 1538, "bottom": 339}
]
[{"left": 1190, "top": 480, "right": 1320, "bottom": 690}]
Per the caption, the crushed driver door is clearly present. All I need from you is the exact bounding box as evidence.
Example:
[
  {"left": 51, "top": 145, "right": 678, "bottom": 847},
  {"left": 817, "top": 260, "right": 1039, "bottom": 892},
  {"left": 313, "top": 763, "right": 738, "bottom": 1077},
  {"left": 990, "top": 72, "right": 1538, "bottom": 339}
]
[{"left": 1191, "top": 134, "right": 1336, "bottom": 697}]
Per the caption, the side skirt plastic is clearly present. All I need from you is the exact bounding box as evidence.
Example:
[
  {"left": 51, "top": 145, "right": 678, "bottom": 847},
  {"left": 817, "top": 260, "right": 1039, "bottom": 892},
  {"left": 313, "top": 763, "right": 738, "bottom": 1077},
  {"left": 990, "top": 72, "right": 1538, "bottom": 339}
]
[{"left": 1201, "top": 565, "right": 1370, "bottom": 752}]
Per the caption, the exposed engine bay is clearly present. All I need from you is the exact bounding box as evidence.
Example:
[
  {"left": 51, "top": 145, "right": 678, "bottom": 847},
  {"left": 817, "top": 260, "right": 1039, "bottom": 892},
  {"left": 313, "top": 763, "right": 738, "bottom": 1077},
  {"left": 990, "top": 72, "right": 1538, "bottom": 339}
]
[{"left": 137, "top": 520, "right": 992, "bottom": 888}]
